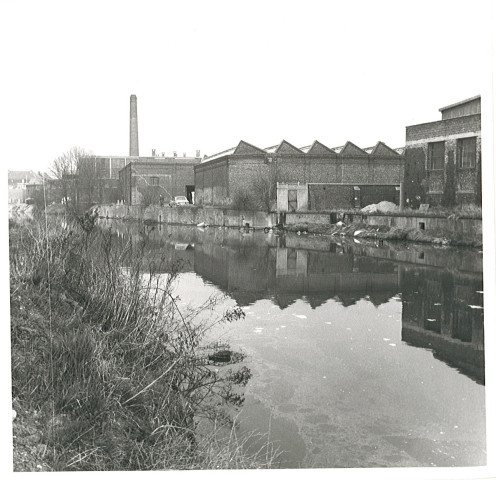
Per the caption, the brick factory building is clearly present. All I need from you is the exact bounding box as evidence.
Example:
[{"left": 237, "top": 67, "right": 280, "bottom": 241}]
[
  {"left": 119, "top": 154, "right": 201, "bottom": 206},
  {"left": 77, "top": 95, "right": 201, "bottom": 206},
  {"left": 194, "top": 139, "right": 404, "bottom": 211},
  {"left": 404, "top": 95, "right": 481, "bottom": 206}
]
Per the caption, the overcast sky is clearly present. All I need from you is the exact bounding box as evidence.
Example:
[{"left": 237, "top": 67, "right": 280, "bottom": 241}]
[{"left": 1, "top": 0, "right": 493, "bottom": 172}]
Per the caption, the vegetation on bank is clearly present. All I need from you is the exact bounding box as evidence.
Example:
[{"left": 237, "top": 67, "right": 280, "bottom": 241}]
[
  {"left": 10, "top": 214, "right": 276, "bottom": 471},
  {"left": 285, "top": 221, "right": 483, "bottom": 248}
]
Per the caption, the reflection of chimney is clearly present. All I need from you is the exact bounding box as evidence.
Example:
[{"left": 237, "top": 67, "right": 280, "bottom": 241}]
[{"left": 129, "top": 94, "right": 139, "bottom": 156}]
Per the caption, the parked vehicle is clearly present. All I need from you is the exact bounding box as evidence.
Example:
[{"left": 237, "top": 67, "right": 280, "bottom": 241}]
[{"left": 169, "top": 196, "right": 190, "bottom": 207}]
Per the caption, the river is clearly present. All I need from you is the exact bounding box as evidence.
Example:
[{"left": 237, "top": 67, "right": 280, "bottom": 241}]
[{"left": 101, "top": 219, "right": 486, "bottom": 469}]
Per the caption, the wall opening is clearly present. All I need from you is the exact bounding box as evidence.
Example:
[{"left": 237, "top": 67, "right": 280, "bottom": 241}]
[{"left": 419, "top": 222, "right": 425, "bottom": 230}]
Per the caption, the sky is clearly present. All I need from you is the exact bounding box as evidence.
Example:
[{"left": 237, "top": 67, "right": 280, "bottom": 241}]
[{"left": 0, "top": 0, "right": 493, "bottom": 173}]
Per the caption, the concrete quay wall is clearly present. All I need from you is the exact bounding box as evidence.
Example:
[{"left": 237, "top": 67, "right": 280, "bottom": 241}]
[
  {"left": 97, "top": 204, "right": 277, "bottom": 228},
  {"left": 284, "top": 211, "right": 482, "bottom": 236}
]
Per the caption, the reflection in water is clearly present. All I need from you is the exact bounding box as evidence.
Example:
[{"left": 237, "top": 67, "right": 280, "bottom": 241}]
[
  {"left": 400, "top": 266, "right": 484, "bottom": 384},
  {"left": 99, "top": 220, "right": 486, "bottom": 468}
]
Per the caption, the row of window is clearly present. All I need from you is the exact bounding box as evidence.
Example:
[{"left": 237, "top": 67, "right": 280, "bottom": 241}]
[{"left": 427, "top": 137, "right": 477, "bottom": 170}]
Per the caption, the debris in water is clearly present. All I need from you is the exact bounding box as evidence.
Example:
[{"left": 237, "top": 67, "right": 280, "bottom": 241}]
[
  {"left": 389, "top": 343, "right": 396, "bottom": 347},
  {"left": 325, "top": 322, "right": 332, "bottom": 325},
  {"left": 383, "top": 338, "right": 391, "bottom": 341},
  {"left": 280, "top": 325, "right": 287, "bottom": 328},
  {"left": 468, "top": 305, "right": 483, "bottom": 309},
  {"left": 254, "top": 327, "right": 263, "bottom": 334},
  {"left": 208, "top": 350, "right": 232, "bottom": 363},
  {"left": 426, "top": 318, "right": 437, "bottom": 322},
  {"left": 476, "top": 291, "right": 483, "bottom": 294},
  {"left": 292, "top": 314, "right": 307, "bottom": 319},
  {"left": 434, "top": 303, "right": 442, "bottom": 306}
]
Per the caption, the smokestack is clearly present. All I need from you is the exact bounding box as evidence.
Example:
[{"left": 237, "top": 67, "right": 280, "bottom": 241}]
[{"left": 129, "top": 94, "right": 139, "bottom": 156}]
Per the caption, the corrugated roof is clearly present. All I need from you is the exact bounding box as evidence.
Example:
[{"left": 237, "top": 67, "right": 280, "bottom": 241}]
[
  {"left": 439, "top": 95, "right": 481, "bottom": 112},
  {"left": 201, "top": 147, "right": 236, "bottom": 163}
]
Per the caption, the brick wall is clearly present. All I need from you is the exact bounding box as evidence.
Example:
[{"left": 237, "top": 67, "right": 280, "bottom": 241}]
[
  {"left": 195, "top": 153, "right": 403, "bottom": 209},
  {"left": 406, "top": 114, "right": 481, "bottom": 143},
  {"left": 404, "top": 118, "right": 481, "bottom": 205},
  {"left": 122, "top": 161, "right": 197, "bottom": 205},
  {"left": 308, "top": 184, "right": 399, "bottom": 210}
]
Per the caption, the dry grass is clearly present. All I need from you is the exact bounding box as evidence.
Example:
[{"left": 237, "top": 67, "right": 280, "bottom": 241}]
[{"left": 10, "top": 215, "right": 275, "bottom": 471}]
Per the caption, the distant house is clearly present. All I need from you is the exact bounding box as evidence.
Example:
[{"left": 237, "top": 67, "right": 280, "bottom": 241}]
[
  {"left": 404, "top": 95, "right": 481, "bottom": 206},
  {"left": 194, "top": 140, "right": 404, "bottom": 211},
  {"left": 119, "top": 155, "right": 201, "bottom": 206},
  {"left": 8, "top": 170, "right": 46, "bottom": 204}
]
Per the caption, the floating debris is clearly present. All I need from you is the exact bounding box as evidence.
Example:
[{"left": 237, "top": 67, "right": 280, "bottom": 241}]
[
  {"left": 468, "top": 305, "right": 483, "bottom": 309},
  {"left": 292, "top": 314, "right": 307, "bottom": 319},
  {"left": 426, "top": 318, "right": 437, "bottom": 322},
  {"left": 389, "top": 343, "right": 396, "bottom": 347}
]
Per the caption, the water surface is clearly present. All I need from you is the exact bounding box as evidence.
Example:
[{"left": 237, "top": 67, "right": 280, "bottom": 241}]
[{"left": 103, "top": 221, "right": 486, "bottom": 468}]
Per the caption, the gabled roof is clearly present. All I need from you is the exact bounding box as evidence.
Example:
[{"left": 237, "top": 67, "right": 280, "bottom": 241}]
[
  {"left": 233, "top": 140, "right": 266, "bottom": 155},
  {"left": 339, "top": 141, "right": 368, "bottom": 156},
  {"left": 275, "top": 140, "right": 303, "bottom": 155},
  {"left": 306, "top": 140, "right": 337, "bottom": 155},
  {"left": 369, "top": 141, "right": 399, "bottom": 156}
]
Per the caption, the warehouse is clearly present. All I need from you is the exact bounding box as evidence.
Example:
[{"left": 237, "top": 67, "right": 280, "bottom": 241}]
[{"left": 194, "top": 139, "right": 403, "bottom": 211}]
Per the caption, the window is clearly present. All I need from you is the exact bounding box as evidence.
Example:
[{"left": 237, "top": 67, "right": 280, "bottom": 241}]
[
  {"left": 150, "top": 176, "right": 159, "bottom": 186},
  {"left": 428, "top": 142, "right": 445, "bottom": 170},
  {"left": 457, "top": 137, "right": 476, "bottom": 168}
]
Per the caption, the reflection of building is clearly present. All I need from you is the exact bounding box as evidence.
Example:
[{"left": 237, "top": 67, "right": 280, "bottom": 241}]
[
  {"left": 405, "top": 96, "right": 481, "bottom": 206},
  {"left": 195, "top": 139, "right": 403, "bottom": 210},
  {"left": 400, "top": 266, "right": 484, "bottom": 384},
  {"left": 193, "top": 237, "right": 400, "bottom": 308}
]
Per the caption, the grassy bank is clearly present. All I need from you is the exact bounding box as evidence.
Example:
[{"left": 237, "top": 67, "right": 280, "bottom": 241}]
[
  {"left": 285, "top": 221, "right": 482, "bottom": 248},
  {"left": 10, "top": 214, "right": 275, "bottom": 471}
]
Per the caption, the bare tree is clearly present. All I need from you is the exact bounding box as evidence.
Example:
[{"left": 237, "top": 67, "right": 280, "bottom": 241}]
[
  {"left": 251, "top": 163, "right": 277, "bottom": 212},
  {"left": 50, "top": 147, "right": 95, "bottom": 214}
]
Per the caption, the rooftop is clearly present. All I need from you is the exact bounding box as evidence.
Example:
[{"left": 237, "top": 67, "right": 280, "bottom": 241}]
[{"left": 439, "top": 95, "right": 481, "bottom": 112}]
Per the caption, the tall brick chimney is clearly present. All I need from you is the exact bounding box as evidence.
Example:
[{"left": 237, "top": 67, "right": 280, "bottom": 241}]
[{"left": 129, "top": 94, "right": 139, "bottom": 156}]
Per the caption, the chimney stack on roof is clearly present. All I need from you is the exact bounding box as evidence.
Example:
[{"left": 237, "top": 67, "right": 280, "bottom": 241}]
[{"left": 129, "top": 94, "right": 139, "bottom": 156}]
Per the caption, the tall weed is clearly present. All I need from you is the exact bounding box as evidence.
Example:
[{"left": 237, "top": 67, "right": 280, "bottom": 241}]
[{"left": 10, "top": 215, "right": 271, "bottom": 470}]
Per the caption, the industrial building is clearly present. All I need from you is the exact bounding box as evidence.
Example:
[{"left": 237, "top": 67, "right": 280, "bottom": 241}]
[
  {"left": 194, "top": 139, "right": 404, "bottom": 211},
  {"left": 80, "top": 95, "right": 200, "bottom": 206},
  {"left": 404, "top": 95, "right": 481, "bottom": 206},
  {"left": 119, "top": 155, "right": 200, "bottom": 206}
]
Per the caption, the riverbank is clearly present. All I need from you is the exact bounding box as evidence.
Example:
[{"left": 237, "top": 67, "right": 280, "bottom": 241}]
[
  {"left": 9, "top": 215, "right": 275, "bottom": 471},
  {"left": 42, "top": 201, "right": 483, "bottom": 248},
  {"left": 284, "top": 221, "right": 483, "bottom": 248}
]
